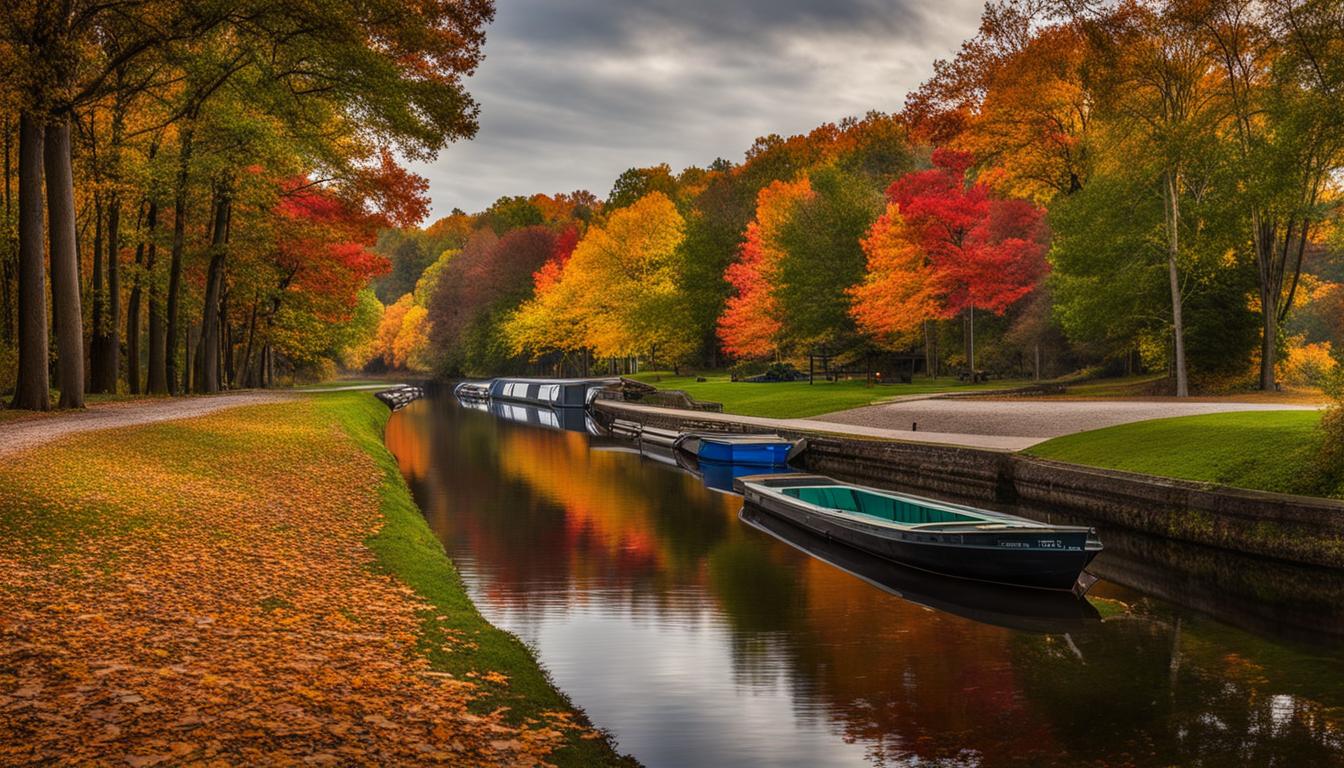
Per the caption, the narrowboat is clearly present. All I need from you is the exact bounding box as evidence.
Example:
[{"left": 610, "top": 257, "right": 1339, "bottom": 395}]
[
  {"left": 735, "top": 474, "right": 1102, "bottom": 592},
  {"left": 452, "top": 377, "right": 620, "bottom": 408}
]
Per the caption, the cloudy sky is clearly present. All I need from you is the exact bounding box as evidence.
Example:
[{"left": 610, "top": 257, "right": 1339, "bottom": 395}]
[{"left": 411, "top": 0, "right": 987, "bottom": 218}]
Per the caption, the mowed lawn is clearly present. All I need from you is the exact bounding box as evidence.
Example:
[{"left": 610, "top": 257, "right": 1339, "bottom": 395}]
[
  {"left": 1026, "top": 410, "right": 1333, "bottom": 497},
  {"left": 630, "top": 372, "right": 1027, "bottom": 418}
]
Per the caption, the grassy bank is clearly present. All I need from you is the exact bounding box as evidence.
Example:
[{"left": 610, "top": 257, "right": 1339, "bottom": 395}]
[
  {"left": 0, "top": 390, "right": 631, "bottom": 765},
  {"left": 629, "top": 372, "right": 1024, "bottom": 418},
  {"left": 322, "top": 392, "right": 633, "bottom": 766},
  {"left": 1026, "top": 410, "right": 1335, "bottom": 497}
]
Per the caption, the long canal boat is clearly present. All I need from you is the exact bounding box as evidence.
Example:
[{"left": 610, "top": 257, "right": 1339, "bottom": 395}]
[
  {"left": 453, "top": 377, "right": 620, "bottom": 408},
  {"left": 736, "top": 473, "right": 1102, "bottom": 592}
]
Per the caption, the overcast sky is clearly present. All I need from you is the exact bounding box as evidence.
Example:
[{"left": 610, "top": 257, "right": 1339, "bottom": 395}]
[{"left": 410, "top": 0, "right": 987, "bottom": 219}]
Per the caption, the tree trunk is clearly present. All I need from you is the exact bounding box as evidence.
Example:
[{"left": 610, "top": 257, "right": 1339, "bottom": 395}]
[
  {"left": 165, "top": 123, "right": 194, "bottom": 395},
  {"left": 146, "top": 208, "right": 167, "bottom": 394},
  {"left": 2, "top": 116, "right": 13, "bottom": 346},
  {"left": 194, "top": 188, "right": 231, "bottom": 393},
  {"left": 90, "top": 196, "right": 110, "bottom": 392},
  {"left": 92, "top": 194, "right": 122, "bottom": 392},
  {"left": 1260, "top": 284, "right": 1277, "bottom": 391},
  {"left": 10, "top": 113, "right": 49, "bottom": 411},
  {"left": 127, "top": 201, "right": 155, "bottom": 394},
  {"left": 45, "top": 118, "right": 84, "bottom": 409},
  {"left": 185, "top": 324, "right": 196, "bottom": 393},
  {"left": 1164, "top": 170, "right": 1189, "bottom": 397},
  {"left": 963, "top": 305, "right": 976, "bottom": 379}
]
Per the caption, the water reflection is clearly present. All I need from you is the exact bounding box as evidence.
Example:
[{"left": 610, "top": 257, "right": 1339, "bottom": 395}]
[{"left": 385, "top": 396, "right": 1344, "bottom": 768}]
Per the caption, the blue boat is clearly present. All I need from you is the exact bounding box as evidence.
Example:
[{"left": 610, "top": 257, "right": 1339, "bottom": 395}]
[{"left": 675, "top": 433, "right": 802, "bottom": 466}]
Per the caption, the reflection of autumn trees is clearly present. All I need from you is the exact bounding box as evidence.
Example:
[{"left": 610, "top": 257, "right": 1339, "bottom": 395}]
[{"left": 385, "top": 401, "right": 1344, "bottom": 766}]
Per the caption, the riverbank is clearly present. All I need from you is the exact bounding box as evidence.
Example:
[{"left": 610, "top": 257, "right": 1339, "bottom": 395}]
[
  {"left": 594, "top": 399, "right": 1344, "bottom": 568},
  {"left": 0, "top": 391, "right": 631, "bottom": 766}
]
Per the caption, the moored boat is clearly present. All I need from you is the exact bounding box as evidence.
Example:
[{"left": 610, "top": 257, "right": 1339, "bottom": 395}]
[
  {"left": 674, "top": 433, "right": 804, "bottom": 466},
  {"left": 740, "top": 505, "right": 1099, "bottom": 632},
  {"left": 735, "top": 474, "right": 1102, "bottom": 592}
]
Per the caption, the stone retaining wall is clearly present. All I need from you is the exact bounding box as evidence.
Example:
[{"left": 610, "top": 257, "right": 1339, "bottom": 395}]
[{"left": 593, "top": 401, "right": 1344, "bottom": 568}]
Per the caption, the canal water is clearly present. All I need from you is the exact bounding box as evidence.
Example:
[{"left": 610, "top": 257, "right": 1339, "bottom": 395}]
[{"left": 385, "top": 395, "right": 1344, "bottom": 767}]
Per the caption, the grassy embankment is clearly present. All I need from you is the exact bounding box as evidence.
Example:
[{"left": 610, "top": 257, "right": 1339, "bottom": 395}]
[
  {"left": 0, "top": 390, "right": 630, "bottom": 766},
  {"left": 1027, "top": 410, "right": 1339, "bottom": 498},
  {"left": 628, "top": 372, "right": 1026, "bottom": 419},
  {"left": 329, "top": 392, "right": 631, "bottom": 765}
]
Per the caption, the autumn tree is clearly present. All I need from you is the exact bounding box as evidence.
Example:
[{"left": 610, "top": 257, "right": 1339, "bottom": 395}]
[
  {"left": 515, "top": 193, "right": 693, "bottom": 367},
  {"left": 849, "top": 204, "right": 942, "bottom": 358},
  {"left": 884, "top": 150, "right": 1049, "bottom": 372},
  {"left": 773, "top": 166, "right": 882, "bottom": 350},
  {"left": 1188, "top": 0, "right": 1344, "bottom": 389},
  {"left": 717, "top": 179, "right": 814, "bottom": 359}
]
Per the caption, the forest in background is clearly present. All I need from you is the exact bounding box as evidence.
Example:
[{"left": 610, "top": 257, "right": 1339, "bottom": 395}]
[
  {"left": 0, "top": 0, "right": 492, "bottom": 409},
  {"left": 2, "top": 0, "right": 1343, "bottom": 409},
  {"left": 368, "top": 0, "right": 1344, "bottom": 396}
]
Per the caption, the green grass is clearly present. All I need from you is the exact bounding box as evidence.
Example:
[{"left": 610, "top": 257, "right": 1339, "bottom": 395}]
[
  {"left": 1026, "top": 410, "right": 1331, "bottom": 497},
  {"left": 323, "top": 393, "right": 634, "bottom": 766},
  {"left": 627, "top": 372, "right": 1028, "bottom": 419}
]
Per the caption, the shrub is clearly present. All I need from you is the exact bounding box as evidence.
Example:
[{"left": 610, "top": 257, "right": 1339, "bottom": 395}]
[{"left": 1279, "top": 339, "right": 1338, "bottom": 389}]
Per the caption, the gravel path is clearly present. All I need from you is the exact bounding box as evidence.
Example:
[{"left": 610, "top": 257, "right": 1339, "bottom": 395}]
[
  {"left": 0, "top": 391, "right": 294, "bottom": 456},
  {"left": 813, "top": 398, "right": 1319, "bottom": 438}
]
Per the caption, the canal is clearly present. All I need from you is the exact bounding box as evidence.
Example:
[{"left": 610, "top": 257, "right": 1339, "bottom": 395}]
[{"left": 385, "top": 395, "right": 1344, "bottom": 767}]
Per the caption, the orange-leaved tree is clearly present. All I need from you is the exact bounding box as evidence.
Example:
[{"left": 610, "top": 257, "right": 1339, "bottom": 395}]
[
  {"left": 716, "top": 178, "right": 814, "bottom": 359},
  {"left": 849, "top": 203, "right": 942, "bottom": 349}
]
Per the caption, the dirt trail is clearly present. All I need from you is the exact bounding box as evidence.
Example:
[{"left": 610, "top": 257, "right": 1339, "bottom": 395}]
[{"left": 0, "top": 392, "right": 294, "bottom": 456}]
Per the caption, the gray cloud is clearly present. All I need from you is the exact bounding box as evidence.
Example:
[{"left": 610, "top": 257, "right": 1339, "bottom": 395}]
[{"left": 411, "top": 0, "right": 986, "bottom": 218}]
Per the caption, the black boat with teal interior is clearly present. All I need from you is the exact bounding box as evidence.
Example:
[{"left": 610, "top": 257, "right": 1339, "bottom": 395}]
[{"left": 735, "top": 474, "right": 1102, "bottom": 592}]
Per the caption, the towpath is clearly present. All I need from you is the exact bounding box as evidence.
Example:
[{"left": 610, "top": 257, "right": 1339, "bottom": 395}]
[
  {"left": 813, "top": 398, "right": 1319, "bottom": 440},
  {"left": 0, "top": 391, "right": 293, "bottom": 456},
  {"left": 602, "top": 398, "right": 1317, "bottom": 451}
]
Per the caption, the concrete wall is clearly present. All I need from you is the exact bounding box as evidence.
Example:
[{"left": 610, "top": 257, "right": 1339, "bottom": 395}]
[{"left": 594, "top": 401, "right": 1344, "bottom": 568}]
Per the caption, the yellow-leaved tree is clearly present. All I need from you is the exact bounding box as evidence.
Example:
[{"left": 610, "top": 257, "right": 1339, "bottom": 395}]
[{"left": 509, "top": 192, "right": 695, "bottom": 367}]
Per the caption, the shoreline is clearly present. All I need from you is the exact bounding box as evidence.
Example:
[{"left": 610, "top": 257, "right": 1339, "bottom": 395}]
[
  {"left": 0, "top": 391, "right": 634, "bottom": 766},
  {"left": 593, "top": 399, "right": 1344, "bottom": 569}
]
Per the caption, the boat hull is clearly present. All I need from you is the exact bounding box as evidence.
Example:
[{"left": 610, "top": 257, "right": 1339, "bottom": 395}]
[
  {"left": 743, "top": 483, "right": 1098, "bottom": 591},
  {"left": 697, "top": 440, "right": 792, "bottom": 466}
]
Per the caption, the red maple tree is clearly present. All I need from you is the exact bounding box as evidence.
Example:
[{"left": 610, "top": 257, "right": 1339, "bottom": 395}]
[{"left": 860, "top": 149, "right": 1049, "bottom": 369}]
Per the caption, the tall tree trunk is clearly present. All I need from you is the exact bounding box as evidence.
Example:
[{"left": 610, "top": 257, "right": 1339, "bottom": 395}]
[
  {"left": 1255, "top": 217, "right": 1309, "bottom": 391},
  {"left": 2, "top": 116, "right": 14, "bottom": 345},
  {"left": 102, "top": 97, "right": 127, "bottom": 392},
  {"left": 91, "top": 192, "right": 122, "bottom": 392},
  {"left": 10, "top": 113, "right": 49, "bottom": 410},
  {"left": 90, "top": 195, "right": 110, "bottom": 392},
  {"left": 963, "top": 306, "right": 976, "bottom": 379},
  {"left": 145, "top": 201, "right": 167, "bottom": 393},
  {"left": 127, "top": 218, "right": 145, "bottom": 394},
  {"left": 105, "top": 196, "right": 122, "bottom": 390},
  {"left": 240, "top": 297, "right": 258, "bottom": 388},
  {"left": 194, "top": 188, "right": 230, "bottom": 394},
  {"left": 1164, "top": 170, "right": 1189, "bottom": 398},
  {"left": 45, "top": 117, "right": 84, "bottom": 409},
  {"left": 164, "top": 123, "right": 194, "bottom": 395}
]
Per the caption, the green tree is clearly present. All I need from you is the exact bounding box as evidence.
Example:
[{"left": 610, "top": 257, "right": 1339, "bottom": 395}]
[{"left": 773, "top": 166, "right": 882, "bottom": 350}]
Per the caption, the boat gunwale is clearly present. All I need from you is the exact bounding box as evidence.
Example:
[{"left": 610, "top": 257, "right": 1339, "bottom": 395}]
[{"left": 746, "top": 481, "right": 1096, "bottom": 537}]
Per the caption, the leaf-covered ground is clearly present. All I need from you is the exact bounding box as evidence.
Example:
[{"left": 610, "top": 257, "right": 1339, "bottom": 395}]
[{"left": 0, "top": 392, "right": 628, "bottom": 766}]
